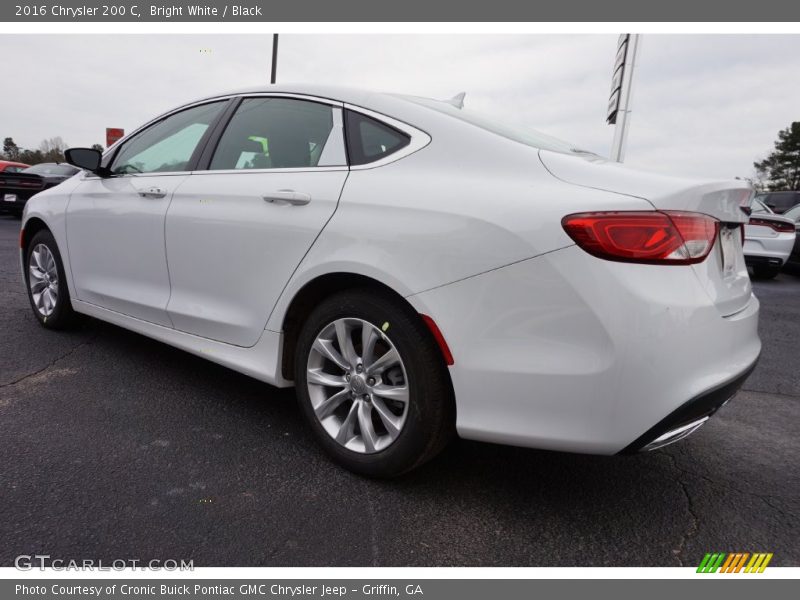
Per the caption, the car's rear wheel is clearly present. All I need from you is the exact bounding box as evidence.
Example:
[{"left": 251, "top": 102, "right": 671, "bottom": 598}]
[
  {"left": 294, "top": 289, "right": 454, "bottom": 477},
  {"left": 24, "top": 229, "right": 76, "bottom": 329}
]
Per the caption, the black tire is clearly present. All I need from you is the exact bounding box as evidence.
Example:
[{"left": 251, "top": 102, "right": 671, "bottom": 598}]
[
  {"left": 24, "top": 229, "right": 76, "bottom": 329},
  {"left": 752, "top": 265, "right": 780, "bottom": 280},
  {"left": 294, "top": 288, "right": 455, "bottom": 478}
]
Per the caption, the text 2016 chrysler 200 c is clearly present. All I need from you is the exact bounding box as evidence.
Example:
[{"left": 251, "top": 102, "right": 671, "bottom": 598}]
[{"left": 20, "top": 85, "right": 761, "bottom": 476}]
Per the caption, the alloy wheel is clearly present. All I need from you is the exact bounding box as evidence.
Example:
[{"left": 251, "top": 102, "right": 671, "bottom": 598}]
[
  {"left": 28, "top": 243, "right": 59, "bottom": 317},
  {"left": 306, "top": 318, "right": 409, "bottom": 454}
]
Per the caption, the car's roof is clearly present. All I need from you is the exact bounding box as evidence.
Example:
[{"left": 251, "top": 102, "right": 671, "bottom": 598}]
[
  {"left": 197, "top": 83, "right": 387, "bottom": 107},
  {"left": 0, "top": 159, "right": 30, "bottom": 167},
  {"left": 180, "top": 84, "right": 453, "bottom": 129}
]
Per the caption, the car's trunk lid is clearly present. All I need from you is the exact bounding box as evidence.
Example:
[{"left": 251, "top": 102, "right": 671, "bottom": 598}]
[
  {"left": 540, "top": 150, "right": 754, "bottom": 316},
  {"left": 0, "top": 172, "right": 45, "bottom": 192}
]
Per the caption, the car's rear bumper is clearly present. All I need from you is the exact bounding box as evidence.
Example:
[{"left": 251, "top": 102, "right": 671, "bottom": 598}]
[
  {"left": 407, "top": 245, "right": 761, "bottom": 454},
  {"left": 745, "top": 254, "right": 785, "bottom": 270},
  {"left": 744, "top": 233, "right": 794, "bottom": 265},
  {"left": 619, "top": 357, "right": 758, "bottom": 452},
  {"left": 0, "top": 192, "right": 32, "bottom": 213}
]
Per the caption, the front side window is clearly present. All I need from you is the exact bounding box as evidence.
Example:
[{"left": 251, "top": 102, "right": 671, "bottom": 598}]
[
  {"left": 209, "top": 98, "right": 337, "bottom": 170},
  {"left": 110, "top": 101, "right": 225, "bottom": 175},
  {"left": 345, "top": 110, "right": 410, "bottom": 166}
]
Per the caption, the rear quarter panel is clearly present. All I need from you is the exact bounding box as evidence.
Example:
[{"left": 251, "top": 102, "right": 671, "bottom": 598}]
[{"left": 266, "top": 129, "right": 654, "bottom": 331}]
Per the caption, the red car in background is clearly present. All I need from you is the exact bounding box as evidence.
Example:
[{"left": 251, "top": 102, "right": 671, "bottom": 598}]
[{"left": 0, "top": 160, "right": 30, "bottom": 173}]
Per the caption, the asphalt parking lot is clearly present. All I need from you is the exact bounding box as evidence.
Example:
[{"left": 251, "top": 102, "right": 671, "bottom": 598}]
[{"left": 0, "top": 214, "right": 797, "bottom": 567}]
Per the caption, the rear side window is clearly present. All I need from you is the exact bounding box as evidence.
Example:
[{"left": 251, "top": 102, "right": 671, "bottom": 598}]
[
  {"left": 750, "top": 199, "right": 770, "bottom": 214},
  {"left": 345, "top": 110, "right": 410, "bottom": 166}
]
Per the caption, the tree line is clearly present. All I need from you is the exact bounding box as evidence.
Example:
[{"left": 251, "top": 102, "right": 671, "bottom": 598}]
[
  {"left": 753, "top": 122, "right": 800, "bottom": 191},
  {"left": 2, "top": 137, "right": 103, "bottom": 166}
]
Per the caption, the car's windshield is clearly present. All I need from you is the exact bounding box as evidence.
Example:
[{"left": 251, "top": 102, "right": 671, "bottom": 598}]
[
  {"left": 23, "top": 163, "right": 79, "bottom": 176},
  {"left": 400, "top": 95, "right": 596, "bottom": 157}
]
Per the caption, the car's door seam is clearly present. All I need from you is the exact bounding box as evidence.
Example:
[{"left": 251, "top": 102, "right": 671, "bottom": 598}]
[{"left": 263, "top": 170, "right": 351, "bottom": 328}]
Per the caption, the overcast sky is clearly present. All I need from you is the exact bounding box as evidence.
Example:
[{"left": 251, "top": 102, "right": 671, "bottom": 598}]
[{"left": 3, "top": 34, "right": 799, "bottom": 180}]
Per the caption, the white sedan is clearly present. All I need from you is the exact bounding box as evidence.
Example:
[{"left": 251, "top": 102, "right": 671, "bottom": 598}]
[
  {"left": 20, "top": 85, "right": 761, "bottom": 476},
  {"left": 743, "top": 198, "right": 797, "bottom": 278}
]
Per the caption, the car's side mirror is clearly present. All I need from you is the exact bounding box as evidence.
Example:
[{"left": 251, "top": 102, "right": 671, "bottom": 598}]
[{"left": 65, "top": 148, "right": 108, "bottom": 176}]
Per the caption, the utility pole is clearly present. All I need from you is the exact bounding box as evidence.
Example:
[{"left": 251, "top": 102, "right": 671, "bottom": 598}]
[
  {"left": 270, "top": 34, "right": 279, "bottom": 84},
  {"left": 607, "top": 34, "right": 641, "bottom": 163}
]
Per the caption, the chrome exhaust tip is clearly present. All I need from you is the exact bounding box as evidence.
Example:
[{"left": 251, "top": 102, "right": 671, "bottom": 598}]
[{"left": 641, "top": 416, "right": 709, "bottom": 451}]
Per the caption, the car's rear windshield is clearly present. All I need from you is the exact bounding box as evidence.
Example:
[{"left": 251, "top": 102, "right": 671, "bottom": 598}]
[
  {"left": 399, "top": 95, "right": 593, "bottom": 156},
  {"left": 23, "top": 164, "right": 79, "bottom": 176},
  {"left": 766, "top": 192, "right": 800, "bottom": 209}
]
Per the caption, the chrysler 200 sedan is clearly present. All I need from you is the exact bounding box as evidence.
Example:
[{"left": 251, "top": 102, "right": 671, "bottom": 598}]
[{"left": 19, "top": 84, "right": 761, "bottom": 476}]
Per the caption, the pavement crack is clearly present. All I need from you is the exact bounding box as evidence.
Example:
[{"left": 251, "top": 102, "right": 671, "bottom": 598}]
[
  {"left": 740, "top": 386, "right": 800, "bottom": 399},
  {"left": 0, "top": 333, "right": 98, "bottom": 390},
  {"left": 664, "top": 451, "right": 699, "bottom": 567},
  {"left": 689, "top": 470, "right": 798, "bottom": 520}
]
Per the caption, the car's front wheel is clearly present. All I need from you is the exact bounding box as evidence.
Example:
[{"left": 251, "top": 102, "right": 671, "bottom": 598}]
[
  {"left": 24, "top": 229, "right": 76, "bottom": 329},
  {"left": 294, "top": 289, "right": 454, "bottom": 477}
]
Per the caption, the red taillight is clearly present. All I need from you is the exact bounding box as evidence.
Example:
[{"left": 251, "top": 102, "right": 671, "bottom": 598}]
[
  {"left": 561, "top": 211, "right": 719, "bottom": 265},
  {"left": 748, "top": 216, "right": 795, "bottom": 233}
]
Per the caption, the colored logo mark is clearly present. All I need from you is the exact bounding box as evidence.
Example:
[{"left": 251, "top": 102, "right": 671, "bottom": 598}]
[{"left": 697, "top": 552, "right": 773, "bottom": 573}]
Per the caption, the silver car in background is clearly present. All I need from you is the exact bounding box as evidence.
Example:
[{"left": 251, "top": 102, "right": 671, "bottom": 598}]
[{"left": 743, "top": 198, "right": 797, "bottom": 278}]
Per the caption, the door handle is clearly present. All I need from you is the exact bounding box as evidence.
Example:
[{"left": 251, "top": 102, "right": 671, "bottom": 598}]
[
  {"left": 263, "top": 189, "right": 312, "bottom": 206},
  {"left": 137, "top": 186, "right": 168, "bottom": 199}
]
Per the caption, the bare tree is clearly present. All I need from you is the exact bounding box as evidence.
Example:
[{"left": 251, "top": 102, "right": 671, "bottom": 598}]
[{"left": 38, "top": 137, "right": 68, "bottom": 163}]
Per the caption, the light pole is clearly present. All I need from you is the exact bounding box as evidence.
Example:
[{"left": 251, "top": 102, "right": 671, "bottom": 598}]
[
  {"left": 270, "top": 34, "right": 279, "bottom": 84},
  {"left": 607, "top": 34, "right": 642, "bottom": 163}
]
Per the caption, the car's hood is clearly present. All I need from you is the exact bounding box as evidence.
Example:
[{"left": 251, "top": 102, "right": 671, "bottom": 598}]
[{"left": 539, "top": 150, "right": 753, "bottom": 224}]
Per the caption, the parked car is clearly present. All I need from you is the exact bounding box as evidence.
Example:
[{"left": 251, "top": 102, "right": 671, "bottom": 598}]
[
  {"left": 20, "top": 85, "right": 761, "bottom": 476},
  {"left": 779, "top": 204, "right": 800, "bottom": 271},
  {"left": 743, "top": 199, "right": 797, "bottom": 278},
  {"left": 756, "top": 190, "right": 800, "bottom": 214},
  {"left": 0, "top": 159, "right": 30, "bottom": 173},
  {"left": 1, "top": 162, "right": 80, "bottom": 217}
]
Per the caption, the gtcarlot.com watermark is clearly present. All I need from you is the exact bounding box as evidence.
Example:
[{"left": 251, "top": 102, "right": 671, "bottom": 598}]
[{"left": 15, "top": 554, "right": 194, "bottom": 571}]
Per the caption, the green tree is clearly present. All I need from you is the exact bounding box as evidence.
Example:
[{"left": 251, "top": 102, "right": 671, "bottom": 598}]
[
  {"left": 19, "top": 149, "right": 44, "bottom": 164},
  {"left": 3, "top": 137, "right": 20, "bottom": 161},
  {"left": 91, "top": 143, "right": 104, "bottom": 153},
  {"left": 754, "top": 122, "right": 800, "bottom": 191}
]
